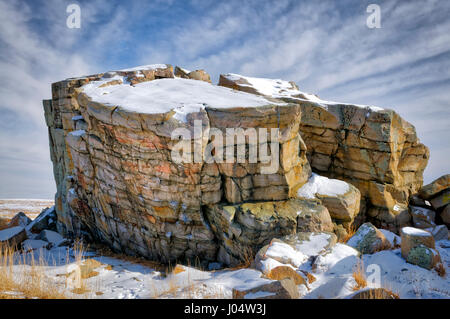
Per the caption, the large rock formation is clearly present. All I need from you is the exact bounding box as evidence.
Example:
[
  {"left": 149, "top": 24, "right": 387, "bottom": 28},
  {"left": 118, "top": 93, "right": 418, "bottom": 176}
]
[
  {"left": 43, "top": 64, "right": 429, "bottom": 266},
  {"left": 44, "top": 64, "right": 311, "bottom": 266}
]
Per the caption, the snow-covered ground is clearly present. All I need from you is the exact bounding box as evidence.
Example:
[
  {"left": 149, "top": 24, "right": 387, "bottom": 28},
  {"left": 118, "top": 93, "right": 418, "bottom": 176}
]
[{"left": 3, "top": 235, "right": 447, "bottom": 299}]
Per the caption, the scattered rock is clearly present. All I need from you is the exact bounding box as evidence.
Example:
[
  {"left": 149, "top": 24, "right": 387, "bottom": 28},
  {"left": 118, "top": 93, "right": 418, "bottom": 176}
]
[
  {"left": 406, "top": 245, "right": 441, "bottom": 270},
  {"left": 281, "top": 232, "right": 337, "bottom": 257},
  {"left": 266, "top": 266, "right": 306, "bottom": 285},
  {"left": 418, "top": 174, "right": 450, "bottom": 200},
  {"left": 37, "top": 229, "right": 65, "bottom": 246},
  {"left": 410, "top": 205, "right": 436, "bottom": 229},
  {"left": 0, "top": 226, "right": 28, "bottom": 247},
  {"left": 7, "top": 212, "right": 32, "bottom": 228},
  {"left": 379, "top": 229, "right": 401, "bottom": 247},
  {"left": 22, "top": 239, "right": 49, "bottom": 251},
  {"left": 296, "top": 199, "right": 334, "bottom": 233},
  {"left": 297, "top": 174, "right": 361, "bottom": 223},
  {"left": 28, "top": 206, "right": 57, "bottom": 233},
  {"left": 333, "top": 224, "right": 348, "bottom": 242},
  {"left": 347, "top": 223, "right": 392, "bottom": 254},
  {"left": 429, "top": 189, "right": 450, "bottom": 210},
  {"left": 441, "top": 204, "right": 450, "bottom": 226},
  {"left": 232, "top": 278, "right": 299, "bottom": 299},
  {"left": 187, "top": 70, "right": 212, "bottom": 83},
  {"left": 400, "top": 227, "right": 435, "bottom": 260},
  {"left": 425, "top": 225, "right": 448, "bottom": 241}
]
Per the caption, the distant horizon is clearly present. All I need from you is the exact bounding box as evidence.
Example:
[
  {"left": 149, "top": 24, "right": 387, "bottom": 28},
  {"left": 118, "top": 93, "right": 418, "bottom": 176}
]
[{"left": 1, "top": 0, "right": 449, "bottom": 199}]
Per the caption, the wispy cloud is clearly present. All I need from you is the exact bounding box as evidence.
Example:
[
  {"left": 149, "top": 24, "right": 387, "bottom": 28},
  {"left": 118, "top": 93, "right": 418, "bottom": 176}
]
[{"left": 0, "top": 0, "right": 449, "bottom": 198}]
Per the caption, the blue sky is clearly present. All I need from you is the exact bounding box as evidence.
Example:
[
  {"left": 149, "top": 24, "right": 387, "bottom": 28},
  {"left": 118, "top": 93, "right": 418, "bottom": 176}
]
[{"left": 0, "top": 0, "right": 449, "bottom": 199}]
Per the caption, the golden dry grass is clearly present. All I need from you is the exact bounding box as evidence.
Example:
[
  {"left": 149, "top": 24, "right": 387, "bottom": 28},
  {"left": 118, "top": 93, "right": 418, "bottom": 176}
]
[
  {"left": 0, "top": 243, "right": 67, "bottom": 299},
  {"left": 352, "top": 259, "right": 367, "bottom": 291},
  {"left": 340, "top": 224, "right": 357, "bottom": 243},
  {"left": 0, "top": 217, "right": 10, "bottom": 231}
]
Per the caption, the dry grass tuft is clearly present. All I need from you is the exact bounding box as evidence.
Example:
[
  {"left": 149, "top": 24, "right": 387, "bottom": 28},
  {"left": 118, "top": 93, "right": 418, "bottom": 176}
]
[
  {"left": 436, "top": 263, "right": 446, "bottom": 278},
  {"left": 0, "top": 218, "right": 10, "bottom": 231},
  {"left": 0, "top": 243, "right": 67, "bottom": 299},
  {"left": 340, "top": 224, "right": 357, "bottom": 243},
  {"left": 352, "top": 259, "right": 367, "bottom": 291}
]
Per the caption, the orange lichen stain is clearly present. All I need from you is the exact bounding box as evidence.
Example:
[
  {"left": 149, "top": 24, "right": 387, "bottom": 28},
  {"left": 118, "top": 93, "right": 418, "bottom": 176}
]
[
  {"left": 152, "top": 206, "right": 178, "bottom": 222},
  {"left": 155, "top": 163, "right": 171, "bottom": 174},
  {"left": 147, "top": 215, "right": 156, "bottom": 224},
  {"left": 57, "top": 197, "right": 63, "bottom": 212},
  {"left": 172, "top": 265, "right": 186, "bottom": 275}
]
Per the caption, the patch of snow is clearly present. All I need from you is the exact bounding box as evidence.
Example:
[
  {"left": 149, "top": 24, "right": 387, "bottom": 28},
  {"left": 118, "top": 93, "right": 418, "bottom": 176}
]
[
  {"left": 379, "top": 229, "right": 401, "bottom": 246},
  {"left": 117, "top": 64, "right": 169, "bottom": 72},
  {"left": 313, "top": 243, "right": 360, "bottom": 274},
  {"left": 402, "top": 227, "right": 432, "bottom": 237},
  {"left": 22, "top": 239, "right": 48, "bottom": 251},
  {"left": 0, "top": 226, "right": 24, "bottom": 241},
  {"left": 69, "top": 130, "right": 86, "bottom": 137},
  {"left": 297, "top": 173, "right": 350, "bottom": 199},
  {"left": 71, "top": 115, "right": 84, "bottom": 121},
  {"left": 294, "top": 233, "right": 333, "bottom": 257},
  {"left": 222, "top": 73, "right": 384, "bottom": 112},
  {"left": 82, "top": 77, "right": 283, "bottom": 122},
  {"left": 265, "top": 241, "right": 308, "bottom": 268}
]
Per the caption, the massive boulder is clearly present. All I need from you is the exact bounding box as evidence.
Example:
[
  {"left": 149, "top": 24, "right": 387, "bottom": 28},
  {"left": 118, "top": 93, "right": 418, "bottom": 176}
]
[
  {"left": 44, "top": 64, "right": 311, "bottom": 265},
  {"left": 219, "top": 73, "right": 429, "bottom": 231},
  {"left": 43, "top": 64, "right": 430, "bottom": 266}
]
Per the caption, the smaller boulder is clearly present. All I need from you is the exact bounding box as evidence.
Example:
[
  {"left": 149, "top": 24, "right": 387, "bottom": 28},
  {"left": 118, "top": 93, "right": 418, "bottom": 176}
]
[
  {"left": 441, "top": 204, "right": 450, "bottom": 226},
  {"left": 425, "top": 225, "right": 449, "bottom": 241},
  {"left": 400, "top": 227, "right": 435, "bottom": 260},
  {"left": 347, "top": 223, "right": 392, "bottom": 254},
  {"left": 232, "top": 278, "right": 299, "bottom": 299},
  {"left": 418, "top": 174, "right": 450, "bottom": 200},
  {"left": 410, "top": 206, "right": 436, "bottom": 229},
  {"left": 187, "top": 70, "right": 212, "bottom": 83},
  {"left": 296, "top": 199, "right": 334, "bottom": 233},
  {"left": 297, "top": 174, "right": 360, "bottom": 223},
  {"left": 22, "top": 239, "right": 49, "bottom": 251},
  {"left": 37, "top": 229, "right": 65, "bottom": 246},
  {"left": 7, "top": 212, "right": 32, "bottom": 228},
  {"left": 429, "top": 189, "right": 450, "bottom": 210},
  {"left": 28, "top": 206, "right": 57, "bottom": 233},
  {"left": 0, "top": 226, "right": 27, "bottom": 247},
  {"left": 406, "top": 245, "right": 441, "bottom": 270},
  {"left": 266, "top": 266, "right": 306, "bottom": 285}
]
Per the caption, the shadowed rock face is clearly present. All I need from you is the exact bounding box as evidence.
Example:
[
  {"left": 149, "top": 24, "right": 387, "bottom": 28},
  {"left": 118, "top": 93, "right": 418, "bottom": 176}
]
[{"left": 43, "top": 65, "right": 428, "bottom": 266}]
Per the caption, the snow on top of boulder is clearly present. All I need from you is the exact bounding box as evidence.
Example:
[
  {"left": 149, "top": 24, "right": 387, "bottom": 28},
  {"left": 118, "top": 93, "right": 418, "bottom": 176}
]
[
  {"left": 116, "top": 64, "right": 170, "bottom": 72},
  {"left": 297, "top": 173, "right": 350, "bottom": 199},
  {"left": 346, "top": 223, "right": 375, "bottom": 248},
  {"left": 401, "top": 227, "right": 432, "bottom": 237},
  {"left": 82, "top": 77, "right": 281, "bottom": 122},
  {"left": 222, "top": 73, "right": 384, "bottom": 112},
  {"left": 294, "top": 233, "right": 334, "bottom": 257},
  {"left": 265, "top": 241, "right": 308, "bottom": 268},
  {"left": 379, "top": 229, "right": 401, "bottom": 246},
  {"left": 0, "top": 226, "right": 24, "bottom": 241}
]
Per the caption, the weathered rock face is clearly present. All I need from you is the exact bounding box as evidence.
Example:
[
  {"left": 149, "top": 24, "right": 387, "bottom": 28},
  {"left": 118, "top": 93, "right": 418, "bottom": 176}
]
[
  {"left": 44, "top": 64, "right": 312, "bottom": 265},
  {"left": 219, "top": 74, "right": 429, "bottom": 231},
  {"left": 44, "top": 64, "right": 429, "bottom": 266}
]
